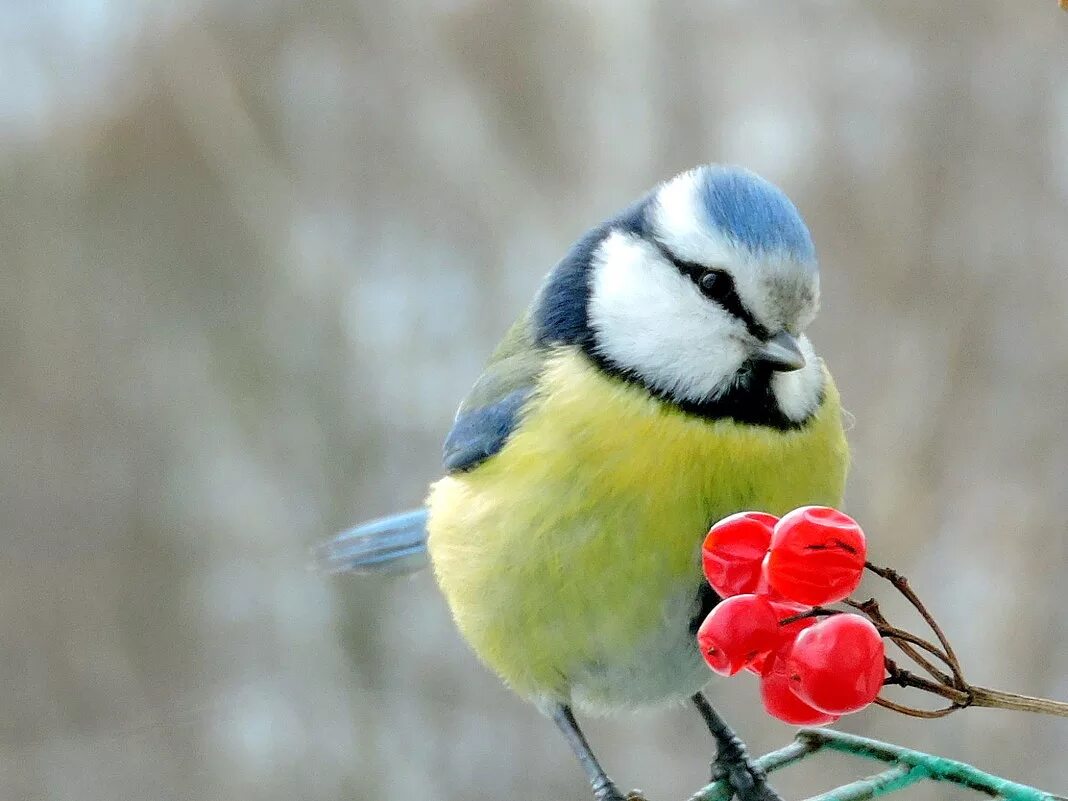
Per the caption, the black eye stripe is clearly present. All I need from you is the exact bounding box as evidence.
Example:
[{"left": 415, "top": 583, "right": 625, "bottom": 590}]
[{"left": 651, "top": 241, "right": 770, "bottom": 339}]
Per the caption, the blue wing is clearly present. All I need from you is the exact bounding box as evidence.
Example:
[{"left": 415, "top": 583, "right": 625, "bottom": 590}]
[
  {"left": 441, "top": 315, "right": 546, "bottom": 473},
  {"left": 443, "top": 387, "right": 535, "bottom": 472}
]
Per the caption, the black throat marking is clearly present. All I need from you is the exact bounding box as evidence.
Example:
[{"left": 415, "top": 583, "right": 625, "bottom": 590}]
[{"left": 584, "top": 347, "right": 814, "bottom": 431}]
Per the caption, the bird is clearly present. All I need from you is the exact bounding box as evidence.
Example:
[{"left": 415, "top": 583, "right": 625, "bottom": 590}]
[{"left": 319, "top": 164, "right": 849, "bottom": 801}]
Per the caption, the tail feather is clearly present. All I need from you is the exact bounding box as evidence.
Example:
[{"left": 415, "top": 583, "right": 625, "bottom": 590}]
[{"left": 315, "top": 509, "right": 428, "bottom": 576}]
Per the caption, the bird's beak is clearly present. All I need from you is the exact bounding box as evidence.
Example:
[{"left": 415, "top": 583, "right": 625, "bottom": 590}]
[{"left": 752, "top": 331, "right": 806, "bottom": 372}]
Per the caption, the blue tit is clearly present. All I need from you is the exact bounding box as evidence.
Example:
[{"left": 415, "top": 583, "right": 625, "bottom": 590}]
[{"left": 320, "top": 164, "right": 849, "bottom": 801}]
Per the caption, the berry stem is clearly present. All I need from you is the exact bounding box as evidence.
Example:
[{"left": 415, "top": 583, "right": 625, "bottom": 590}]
[
  {"left": 878, "top": 627, "right": 953, "bottom": 674},
  {"left": 872, "top": 697, "right": 958, "bottom": 719},
  {"left": 845, "top": 597, "right": 952, "bottom": 683},
  {"left": 882, "top": 658, "right": 1068, "bottom": 719},
  {"left": 864, "top": 562, "right": 967, "bottom": 690},
  {"left": 777, "top": 607, "right": 838, "bottom": 626},
  {"left": 884, "top": 660, "right": 970, "bottom": 704}
]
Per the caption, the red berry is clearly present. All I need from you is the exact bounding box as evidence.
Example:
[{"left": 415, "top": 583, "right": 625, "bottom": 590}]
[
  {"left": 759, "top": 650, "right": 839, "bottom": 726},
  {"left": 753, "top": 553, "right": 787, "bottom": 600},
  {"left": 786, "top": 614, "right": 886, "bottom": 714},
  {"left": 696, "top": 594, "right": 780, "bottom": 676},
  {"left": 702, "top": 512, "right": 778, "bottom": 598},
  {"left": 745, "top": 652, "right": 771, "bottom": 675},
  {"left": 745, "top": 601, "right": 815, "bottom": 675},
  {"left": 769, "top": 599, "right": 818, "bottom": 642},
  {"left": 766, "top": 506, "right": 867, "bottom": 605}
]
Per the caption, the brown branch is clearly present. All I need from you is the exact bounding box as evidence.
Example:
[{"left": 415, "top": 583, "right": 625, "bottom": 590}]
[{"left": 967, "top": 686, "right": 1068, "bottom": 717}]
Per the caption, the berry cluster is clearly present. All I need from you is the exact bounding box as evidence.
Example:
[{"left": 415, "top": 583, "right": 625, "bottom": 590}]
[{"left": 696, "top": 507, "right": 885, "bottom": 725}]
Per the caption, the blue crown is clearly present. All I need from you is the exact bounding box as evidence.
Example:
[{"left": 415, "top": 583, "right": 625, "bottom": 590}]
[{"left": 695, "top": 166, "right": 816, "bottom": 263}]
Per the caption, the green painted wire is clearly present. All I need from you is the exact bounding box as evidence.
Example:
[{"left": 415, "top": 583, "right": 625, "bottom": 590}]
[{"left": 690, "top": 728, "right": 1057, "bottom": 801}]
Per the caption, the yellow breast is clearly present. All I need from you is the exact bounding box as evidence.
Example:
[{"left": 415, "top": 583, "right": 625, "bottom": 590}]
[{"left": 426, "top": 347, "right": 849, "bottom": 707}]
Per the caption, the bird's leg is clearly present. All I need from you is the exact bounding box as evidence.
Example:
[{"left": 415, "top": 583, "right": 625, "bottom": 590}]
[
  {"left": 691, "top": 693, "right": 783, "bottom": 801},
  {"left": 549, "top": 704, "right": 628, "bottom": 801}
]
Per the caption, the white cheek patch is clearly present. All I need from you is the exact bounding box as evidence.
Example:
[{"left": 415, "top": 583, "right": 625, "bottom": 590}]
[
  {"left": 588, "top": 229, "right": 826, "bottom": 422},
  {"left": 771, "top": 335, "right": 824, "bottom": 422},
  {"left": 587, "top": 231, "right": 749, "bottom": 403}
]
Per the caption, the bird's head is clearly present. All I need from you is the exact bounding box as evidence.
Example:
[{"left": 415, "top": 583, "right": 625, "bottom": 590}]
[{"left": 535, "top": 165, "right": 826, "bottom": 427}]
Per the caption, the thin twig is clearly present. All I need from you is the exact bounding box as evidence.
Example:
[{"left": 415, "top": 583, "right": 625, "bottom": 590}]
[
  {"left": 865, "top": 562, "right": 967, "bottom": 689},
  {"left": 877, "top": 626, "right": 952, "bottom": 667},
  {"left": 778, "top": 607, "right": 838, "bottom": 626},
  {"left": 873, "top": 696, "right": 958, "bottom": 719},
  {"left": 845, "top": 597, "right": 952, "bottom": 683},
  {"left": 884, "top": 661, "right": 970, "bottom": 704}
]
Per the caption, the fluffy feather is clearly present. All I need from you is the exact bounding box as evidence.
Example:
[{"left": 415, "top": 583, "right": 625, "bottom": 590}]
[{"left": 426, "top": 347, "right": 848, "bottom": 711}]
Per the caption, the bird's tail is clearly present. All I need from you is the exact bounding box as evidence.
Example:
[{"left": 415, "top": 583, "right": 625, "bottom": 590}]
[{"left": 314, "top": 509, "right": 429, "bottom": 576}]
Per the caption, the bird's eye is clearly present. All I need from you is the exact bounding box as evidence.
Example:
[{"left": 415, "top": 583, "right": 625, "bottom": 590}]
[{"left": 698, "top": 269, "right": 730, "bottom": 300}]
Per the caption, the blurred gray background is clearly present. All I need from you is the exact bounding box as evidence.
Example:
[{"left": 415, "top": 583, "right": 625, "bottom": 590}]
[{"left": 2, "top": 1, "right": 1067, "bottom": 799}]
